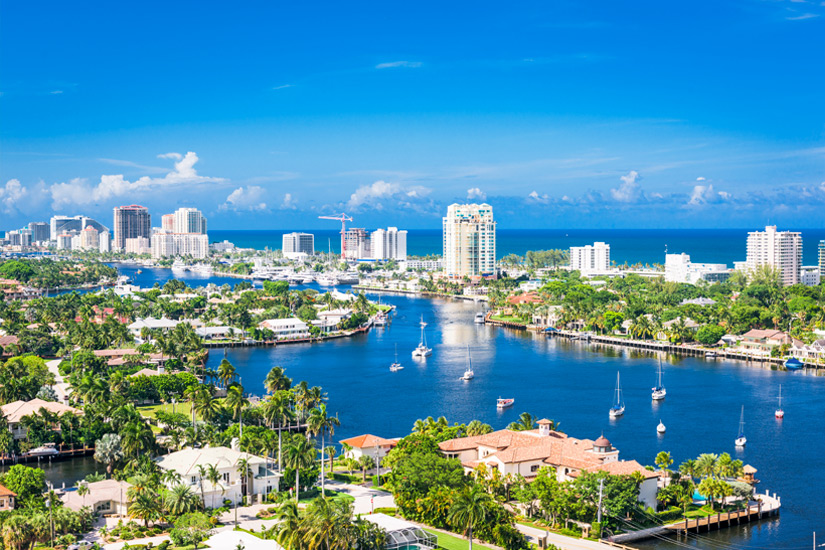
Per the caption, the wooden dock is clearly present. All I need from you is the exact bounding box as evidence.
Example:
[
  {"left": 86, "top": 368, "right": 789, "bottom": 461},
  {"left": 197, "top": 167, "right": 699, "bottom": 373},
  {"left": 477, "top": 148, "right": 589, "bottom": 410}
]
[
  {"left": 666, "top": 492, "right": 781, "bottom": 535},
  {"left": 0, "top": 446, "right": 94, "bottom": 465}
]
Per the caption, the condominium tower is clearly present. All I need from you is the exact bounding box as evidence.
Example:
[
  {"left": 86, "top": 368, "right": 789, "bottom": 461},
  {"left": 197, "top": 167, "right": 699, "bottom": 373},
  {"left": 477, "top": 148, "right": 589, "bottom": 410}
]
[
  {"left": 443, "top": 203, "right": 496, "bottom": 277},
  {"left": 113, "top": 205, "right": 151, "bottom": 251},
  {"left": 571, "top": 242, "right": 611, "bottom": 274},
  {"left": 282, "top": 232, "right": 315, "bottom": 259},
  {"left": 172, "top": 207, "right": 207, "bottom": 234},
  {"left": 820, "top": 240, "right": 825, "bottom": 275},
  {"left": 371, "top": 227, "right": 407, "bottom": 260},
  {"left": 745, "top": 225, "right": 802, "bottom": 286}
]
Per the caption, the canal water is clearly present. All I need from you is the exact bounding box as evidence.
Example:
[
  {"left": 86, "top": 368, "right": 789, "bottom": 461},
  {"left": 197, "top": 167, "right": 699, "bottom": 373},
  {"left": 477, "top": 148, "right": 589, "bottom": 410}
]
[{"left": 36, "top": 265, "right": 824, "bottom": 548}]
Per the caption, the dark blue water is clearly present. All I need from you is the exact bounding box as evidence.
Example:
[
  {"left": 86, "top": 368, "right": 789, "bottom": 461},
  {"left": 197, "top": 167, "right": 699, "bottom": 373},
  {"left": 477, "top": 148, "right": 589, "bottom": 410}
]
[
  {"left": 211, "top": 228, "right": 825, "bottom": 266},
  {"left": 205, "top": 292, "right": 822, "bottom": 549}
]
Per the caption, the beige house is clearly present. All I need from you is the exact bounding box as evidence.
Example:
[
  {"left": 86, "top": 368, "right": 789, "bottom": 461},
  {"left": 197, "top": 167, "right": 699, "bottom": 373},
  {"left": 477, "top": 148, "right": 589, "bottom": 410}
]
[
  {"left": 61, "top": 479, "right": 131, "bottom": 516},
  {"left": 739, "top": 329, "right": 801, "bottom": 355},
  {"left": 0, "top": 484, "right": 15, "bottom": 511},
  {"left": 439, "top": 422, "right": 660, "bottom": 510},
  {"left": 1, "top": 398, "right": 82, "bottom": 440},
  {"left": 340, "top": 434, "right": 397, "bottom": 461}
]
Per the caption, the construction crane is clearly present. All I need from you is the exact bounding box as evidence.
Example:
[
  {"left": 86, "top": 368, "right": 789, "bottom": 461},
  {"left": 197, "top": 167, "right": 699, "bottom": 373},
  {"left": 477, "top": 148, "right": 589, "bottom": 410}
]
[{"left": 318, "top": 213, "right": 353, "bottom": 259}]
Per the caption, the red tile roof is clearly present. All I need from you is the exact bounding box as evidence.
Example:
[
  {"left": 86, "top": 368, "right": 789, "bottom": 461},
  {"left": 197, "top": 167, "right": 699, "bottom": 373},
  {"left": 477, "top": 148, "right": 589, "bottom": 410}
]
[
  {"left": 340, "top": 434, "right": 396, "bottom": 449},
  {"left": 0, "top": 484, "right": 15, "bottom": 497}
]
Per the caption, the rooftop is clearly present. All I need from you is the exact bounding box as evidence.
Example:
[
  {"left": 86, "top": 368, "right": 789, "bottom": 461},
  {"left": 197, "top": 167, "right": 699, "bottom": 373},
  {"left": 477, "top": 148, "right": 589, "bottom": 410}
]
[
  {"left": 1, "top": 399, "right": 82, "bottom": 424},
  {"left": 340, "top": 434, "right": 397, "bottom": 449}
]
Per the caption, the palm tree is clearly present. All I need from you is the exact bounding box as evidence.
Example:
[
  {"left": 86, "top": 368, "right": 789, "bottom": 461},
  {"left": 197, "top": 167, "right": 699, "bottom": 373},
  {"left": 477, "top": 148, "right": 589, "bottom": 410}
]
[
  {"left": 165, "top": 483, "right": 201, "bottom": 517},
  {"left": 274, "top": 500, "right": 303, "bottom": 549},
  {"left": 284, "top": 436, "right": 316, "bottom": 501},
  {"left": 226, "top": 383, "right": 250, "bottom": 438},
  {"left": 307, "top": 404, "right": 340, "bottom": 497},
  {"left": 696, "top": 453, "right": 720, "bottom": 479},
  {"left": 358, "top": 455, "right": 373, "bottom": 483},
  {"left": 448, "top": 485, "right": 491, "bottom": 550},
  {"left": 679, "top": 459, "right": 698, "bottom": 480},
  {"left": 655, "top": 451, "right": 673, "bottom": 483},
  {"left": 237, "top": 457, "right": 252, "bottom": 499},
  {"left": 205, "top": 464, "right": 223, "bottom": 509},
  {"left": 121, "top": 420, "right": 156, "bottom": 462},
  {"left": 264, "top": 366, "right": 292, "bottom": 393},
  {"left": 77, "top": 482, "right": 89, "bottom": 508},
  {"left": 508, "top": 412, "right": 536, "bottom": 432},
  {"left": 196, "top": 464, "right": 208, "bottom": 506},
  {"left": 93, "top": 433, "right": 123, "bottom": 477},
  {"left": 217, "top": 358, "right": 236, "bottom": 389},
  {"left": 324, "top": 445, "right": 337, "bottom": 473}
]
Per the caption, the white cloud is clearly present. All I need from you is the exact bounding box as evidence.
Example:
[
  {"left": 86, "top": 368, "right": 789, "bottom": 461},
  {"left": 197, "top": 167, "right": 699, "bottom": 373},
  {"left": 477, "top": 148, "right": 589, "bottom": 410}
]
[
  {"left": 221, "top": 186, "right": 268, "bottom": 211},
  {"left": 527, "top": 190, "right": 550, "bottom": 204},
  {"left": 786, "top": 12, "right": 819, "bottom": 20},
  {"left": 281, "top": 193, "right": 297, "bottom": 210},
  {"left": 375, "top": 61, "right": 422, "bottom": 69},
  {"left": 272, "top": 84, "right": 293, "bottom": 90},
  {"left": 0, "top": 179, "right": 27, "bottom": 213},
  {"left": 50, "top": 90, "right": 63, "bottom": 95},
  {"left": 688, "top": 184, "right": 730, "bottom": 206},
  {"left": 610, "top": 170, "right": 643, "bottom": 202},
  {"left": 49, "top": 152, "right": 223, "bottom": 208},
  {"left": 343, "top": 180, "right": 433, "bottom": 213},
  {"left": 467, "top": 187, "right": 486, "bottom": 200},
  {"left": 696, "top": 176, "right": 706, "bottom": 181}
]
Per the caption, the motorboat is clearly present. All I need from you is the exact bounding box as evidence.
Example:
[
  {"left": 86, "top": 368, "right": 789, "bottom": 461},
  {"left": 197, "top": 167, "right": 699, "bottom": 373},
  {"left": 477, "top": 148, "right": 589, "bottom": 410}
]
[
  {"left": 775, "top": 384, "right": 784, "bottom": 419},
  {"left": 657, "top": 420, "right": 666, "bottom": 434},
  {"left": 609, "top": 371, "right": 625, "bottom": 418},
  {"left": 652, "top": 356, "right": 666, "bottom": 400},
  {"left": 784, "top": 357, "right": 804, "bottom": 370},
  {"left": 497, "top": 397, "right": 515, "bottom": 409},
  {"left": 475, "top": 312, "right": 485, "bottom": 324},
  {"left": 27, "top": 443, "right": 59, "bottom": 457},
  {"left": 412, "top": 316, "right": 432, "bottom": 358},
  {"left": 735, "top": 405, "right": 747, "bottom": 447},
  {"left": 461, "top": 345, "right": 474, "bottom": 381},
  {"left": 704, "top": 351, "right": 718, "bottom": 359},
  {"left": 317, "top": 274, "right": 339, "bottom": 287}
]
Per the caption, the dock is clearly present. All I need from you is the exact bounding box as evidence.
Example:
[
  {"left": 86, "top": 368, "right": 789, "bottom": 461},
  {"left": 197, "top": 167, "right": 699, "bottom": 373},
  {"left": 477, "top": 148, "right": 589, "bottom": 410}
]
[
  {"left": 666, "top": 491, "right": 781, "bottom": 535},
  {"left": 0, "top": 446, "right": 94, "bottom": 466}
]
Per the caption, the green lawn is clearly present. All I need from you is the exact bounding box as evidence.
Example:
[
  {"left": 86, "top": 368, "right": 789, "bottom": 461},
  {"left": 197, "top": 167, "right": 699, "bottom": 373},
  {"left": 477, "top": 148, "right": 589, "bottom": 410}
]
[
  {"left": 490, "top": 314, "right": 527, "bottom": 324},
  {"left": 138, "top": 401, "right": 194, "bottom": 419},
  {"left": 422, "top": 528, "right": 493, "bottom": 550}
]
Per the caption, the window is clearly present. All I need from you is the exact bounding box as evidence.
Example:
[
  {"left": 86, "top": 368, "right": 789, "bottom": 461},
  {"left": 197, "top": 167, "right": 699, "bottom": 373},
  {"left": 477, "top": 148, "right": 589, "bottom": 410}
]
[
  {"left": 531, "top": 465, "right": 540, "bottom": 473},
  {"left": 223, "top": 472, "right": 230, "bottom": 484},
  {"left": 191, "top": 476, "right": 198, "bottom": 485}
]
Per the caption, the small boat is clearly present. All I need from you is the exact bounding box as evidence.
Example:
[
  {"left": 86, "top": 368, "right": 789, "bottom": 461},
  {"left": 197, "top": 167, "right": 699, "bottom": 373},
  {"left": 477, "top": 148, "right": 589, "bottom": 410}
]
[
  {"left": 784, "top": 357, "right": 804, "bottom": 370},
  {"left": 374, "top": 313, "right": 387, "bottom": 327},
  {"left": 705, "top": 351, "right": 718, "bottom": 359},
  {"left": 775, "top": 385, "right": 784, "bottom": 419},
  {"left": 390, "top": 345, "right": 403, "bottom": 372},
  {"left": 735, "top": 405, "right": 747, "bottom": 447},
  {"left": 652, "top": 356, "right": 666, "bottom": 400},
  {"left": 461, "top": 345, "right": 474, "bottom": 381},
  {"left": 497, "top": 397, "right": 514, "bottom": 409},
  {"left": 412, "top": 315, "right": 433, "bottom": 358},
  {"left": 474, "top": 312, "right": 485, "bottom": 324},
  {"left": 657, "top": 420, "right": 666, "bottom": 434},
  {"left": 136, "top": 269, "right": 143, "bottom": 274},
  {"left": 609, "top": 371, "right": 625, "bottom": 418},
  {"left": 27, "top": 443, "right": 59, "bottom": 457}
]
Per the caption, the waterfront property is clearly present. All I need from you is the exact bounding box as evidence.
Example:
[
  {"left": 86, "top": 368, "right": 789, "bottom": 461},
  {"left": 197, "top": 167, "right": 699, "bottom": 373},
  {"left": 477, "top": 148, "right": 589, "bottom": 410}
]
[
  {"left": 155, "top": 444, "right": 281, "bottom": 505},
  {"left": 258, "top": 317, "right": 311, "bottom": 340},
  {"left": 340, "top": 433, "right": 397, "bottom": 460},
  {"left": 1, "top": 398, "right": 82, "bottom": 440},
  {"left": 439, "top": 421, "right": 660, "bottom": 510},
  {"left": 0, "top": 484, "right": 15, "bottom": 511},
  {"left": 61, "top": 479, "right": 131, "bottom": 516},
  {"left": 738, "top": 329, "right": 801, "bottom": 356}
]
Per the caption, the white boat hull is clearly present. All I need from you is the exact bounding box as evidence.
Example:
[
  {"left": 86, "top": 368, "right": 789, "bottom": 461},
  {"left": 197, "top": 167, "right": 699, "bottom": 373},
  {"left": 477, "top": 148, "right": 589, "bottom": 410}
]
[
  {"left": 609, "top": 407, "right": 625, "bottom": 418},
  {"left": 735, "top": 437, "right": 747, "bottom": 447}
]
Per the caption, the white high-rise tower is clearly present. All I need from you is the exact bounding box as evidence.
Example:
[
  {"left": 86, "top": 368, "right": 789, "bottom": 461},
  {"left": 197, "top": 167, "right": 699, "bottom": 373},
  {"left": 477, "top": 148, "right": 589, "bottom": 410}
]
[
  {"left": 443, "top": 203, "right": 496, "bottom": 277},
  {"left": 745, "top": 225, "right": 802, "bottom": 286}
]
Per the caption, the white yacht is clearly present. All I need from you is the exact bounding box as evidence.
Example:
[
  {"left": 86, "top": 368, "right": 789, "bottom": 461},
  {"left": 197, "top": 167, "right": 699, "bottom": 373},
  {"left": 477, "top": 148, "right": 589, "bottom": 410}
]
[
  {"left": 317, "top": 274, "right": 339, "bottom": 287},
  {"left": 461, "top": 345, "right": 475, "bottom": 381},
  {"left": 412, "top": 316, "right": 433, "bottom": 358},
  {"left": 474, "top": 312, "right": 485, "bottom": 324},
  {"left": 652, "top": 357, "right": 666, "bottom": 400},
  {"left": 27, "top": 442, "right": 59, "bottom": 457},
  {"left": 657, "top": 420, "right": 667, "bottom": 434}
]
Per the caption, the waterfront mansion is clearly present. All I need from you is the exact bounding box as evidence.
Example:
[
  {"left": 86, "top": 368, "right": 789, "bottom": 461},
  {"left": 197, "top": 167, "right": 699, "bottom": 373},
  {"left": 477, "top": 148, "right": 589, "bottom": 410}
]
[{"left": 439, "top": 420, "right": 660, "bottom": 510}]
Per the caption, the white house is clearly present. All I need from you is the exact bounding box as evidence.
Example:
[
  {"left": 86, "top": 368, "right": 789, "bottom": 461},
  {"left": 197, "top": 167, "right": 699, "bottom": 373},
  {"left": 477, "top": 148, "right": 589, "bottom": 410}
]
[
  {"left": 127, "top": 317, "right": 181, "bottom": 336},
  {"left": 155, "top": 444, "right": 281, "bottom": 507},
  {"left": 61, "top": 479, "right": 132, "bottom": 516},
  {"left": 439, "top": 423, "right": 660, "bottom": 510},
  {"left": 317, "top": 309, "right": 352, "bottom": 325},
  {"left": 259, "top": 318, "right": 310, "bottom": 339},
  {"left": 339, "top": 434, "right": 397, "bottom": 461}
]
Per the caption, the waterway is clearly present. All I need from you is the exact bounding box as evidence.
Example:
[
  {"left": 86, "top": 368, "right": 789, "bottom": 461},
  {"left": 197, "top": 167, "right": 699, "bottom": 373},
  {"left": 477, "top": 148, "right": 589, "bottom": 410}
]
[{"left": 29, "top": 266, "right": 825, "bottom": 548}]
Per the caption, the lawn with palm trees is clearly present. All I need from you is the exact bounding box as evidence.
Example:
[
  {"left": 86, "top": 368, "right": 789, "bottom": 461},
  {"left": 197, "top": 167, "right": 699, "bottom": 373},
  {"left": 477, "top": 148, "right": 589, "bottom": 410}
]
[{"left": 422, "top": 528, "right": 494, "bottom": 550}]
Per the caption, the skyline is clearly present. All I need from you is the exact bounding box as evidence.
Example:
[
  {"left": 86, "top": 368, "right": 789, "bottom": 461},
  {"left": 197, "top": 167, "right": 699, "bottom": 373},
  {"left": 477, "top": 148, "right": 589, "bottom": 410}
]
[{"left": 2, "top": 1, "right": 824, "bottom": 230}]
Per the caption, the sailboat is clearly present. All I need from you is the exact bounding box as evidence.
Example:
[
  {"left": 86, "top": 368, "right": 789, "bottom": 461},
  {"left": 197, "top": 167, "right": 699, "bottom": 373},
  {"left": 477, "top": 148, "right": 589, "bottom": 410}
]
[
  {"left": 657, "top": 420, "right": 666, "bottom": 434},
  {"left": 775, "top": 385, "right": 784, "bottom": 419},
  {"left": 412, "top": 315, "right": 433, "bottom": 358},
  {"left": 735, "top": 406, "right": 747, "bottom": 447},
  {"left": 609, "top": 372, "right": 625, "bottom": 418},
  {"left": 390, "top": 344, "right": 403, "bottom": 372},
  {"left": 652, "top": 356, "right": 666, "bottom": 400},
  {"left": 461, "top": 345, "right": 474, "bottom": 380}
]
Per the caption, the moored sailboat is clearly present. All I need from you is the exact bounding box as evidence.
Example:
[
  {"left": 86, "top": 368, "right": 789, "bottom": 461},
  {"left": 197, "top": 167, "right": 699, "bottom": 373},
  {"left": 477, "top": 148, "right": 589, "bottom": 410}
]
[
  {"left": 775, "top": 385, "right": 784, "bottom": 419},
  {"left": 412, "top": 315, "right": 433, "bottom": 358},
  {"left": 652, "top": 356, "right": 666, "bottom": 400},
  {"left": 461, "top": 345, "right": 474, "bottom": 380},
  {"left": 609, "top": 371, "right": 625, "bottom": 418},
  {"left": 390, "top": 344, "right": 403, "bottom": 372},
  {"left": 735, "top": 405, "right": 747, "bottom": 447}
]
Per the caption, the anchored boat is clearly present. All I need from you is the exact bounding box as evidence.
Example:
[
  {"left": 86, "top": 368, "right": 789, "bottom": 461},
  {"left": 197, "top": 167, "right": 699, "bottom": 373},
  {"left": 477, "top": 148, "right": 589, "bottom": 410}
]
[{"left": 609, "top": 371, "right": 625, "bottom": 418}]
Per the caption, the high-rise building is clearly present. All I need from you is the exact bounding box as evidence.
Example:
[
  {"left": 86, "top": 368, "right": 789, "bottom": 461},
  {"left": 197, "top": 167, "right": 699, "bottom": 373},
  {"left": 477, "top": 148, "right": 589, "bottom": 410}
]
[
  {"left": 819, "top": 240, "right": 825, "bottom": 275},
  {"left": 113, "top": 205, "right": 151, "bottom": 251},
  {"left": 665, "top": 253, "right": 729, "bottom": 284},
  {"left": 161, "top": 214, "right": 175, "bottom": 232},
  {"left": 56, "top": 234, "right": 72, "bottom": 250},
  {"left": 745, "top": 225, "right": 802, "bottom": 286},
  {"left": 442, "top": 203, "right": 496, "bottom": 277},
  {"left": 151, "top": 233, "right": 209, "bottom": 259},
  {"left": 99, "top": 231, "right": 111, "bottom": 253},
  {"left": 28, "top": 222, "right": 50, "bottom": 243},
  {"left": 172, "top": 207, "right": 207, "bottom": 234},
  {"left": 371, "top": 227, "right": 408, "bottom": 260},
  {"left": 282, "top": 232, "right": 315, "bottom": 259},
  {"left": 80, "top": 226, "right": 99, "bottom": 250},
  {"left": 49, "top": 215, "right": 108, "bottom": 241},
  {"left": 571, "top": 242, "right": 611, "bottom": 274},
  {"left": 125, "top": 236, "right": 152, "bottom": 255},
  {"left": 344, "top": 228, "right": 371, "bottom": 260}
]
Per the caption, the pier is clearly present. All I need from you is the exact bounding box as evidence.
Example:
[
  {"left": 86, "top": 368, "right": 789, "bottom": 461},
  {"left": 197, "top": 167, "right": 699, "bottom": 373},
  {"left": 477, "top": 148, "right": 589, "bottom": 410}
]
[
  {"left": 0, "top": 446, "right": 94, "bottom": 466},
  {"left": 666, "top": 491, "right": 781, "bottom": 535}
]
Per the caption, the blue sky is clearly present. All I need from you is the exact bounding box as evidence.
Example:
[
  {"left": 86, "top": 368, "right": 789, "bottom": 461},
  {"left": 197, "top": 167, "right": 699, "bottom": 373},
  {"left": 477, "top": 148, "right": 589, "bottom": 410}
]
[{"left": 1, "top": 1, "right": 824, "bottom": 230}]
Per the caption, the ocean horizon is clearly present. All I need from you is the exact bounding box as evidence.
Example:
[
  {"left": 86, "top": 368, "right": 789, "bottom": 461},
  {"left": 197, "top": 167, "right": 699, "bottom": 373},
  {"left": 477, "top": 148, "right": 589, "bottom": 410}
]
[{"left": 210, "top": 228, "right": 825, "bottom": 267}]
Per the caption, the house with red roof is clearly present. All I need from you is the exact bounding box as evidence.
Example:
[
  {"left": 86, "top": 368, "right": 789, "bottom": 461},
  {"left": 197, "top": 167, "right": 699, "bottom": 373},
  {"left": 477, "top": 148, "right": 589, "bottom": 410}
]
[
  {"left": 0, "top": 484, "right": 15, "bottom": 511},
  {"left": 439, "top": 421, "right": 660, "bottom": 510},
  {"left": 339, "top": 434, "right": 397, "bottom": 461}
]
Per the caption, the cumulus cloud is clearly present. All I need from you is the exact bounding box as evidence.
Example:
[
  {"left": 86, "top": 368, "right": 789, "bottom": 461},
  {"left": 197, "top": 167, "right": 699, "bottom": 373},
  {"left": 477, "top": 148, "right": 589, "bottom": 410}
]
[
  {"left": 527, "top": 190, "right": 550, "bottom": 204},
  {"left": 346, "top": 180, "right": 431, "bottom": 211},
  {"left": 688, "top": 184, "right": 731, "bottom": 206},
  {"left": 281, "top": 193, "right": 297, "bottom": 210},
  {"left": 375, "top": 61, "right": 422, "bottom": 69},
  {"left": 0, "top": 179, "right": 27, "bottom": 213},
  {"left": 467, "top": 187, "right": 486, "bottom": 200},
  {"left": 610, "top": 170, "right": 643, "bottom": 202},
  {"left": 221, "top": 186, "right": 268, "bottom": 211},
  {"left": 49, "top": 152, "right": 223, "bottom": 208},
  {"left": 696, "top": 176, "right": 706, "bottom": 181}
]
